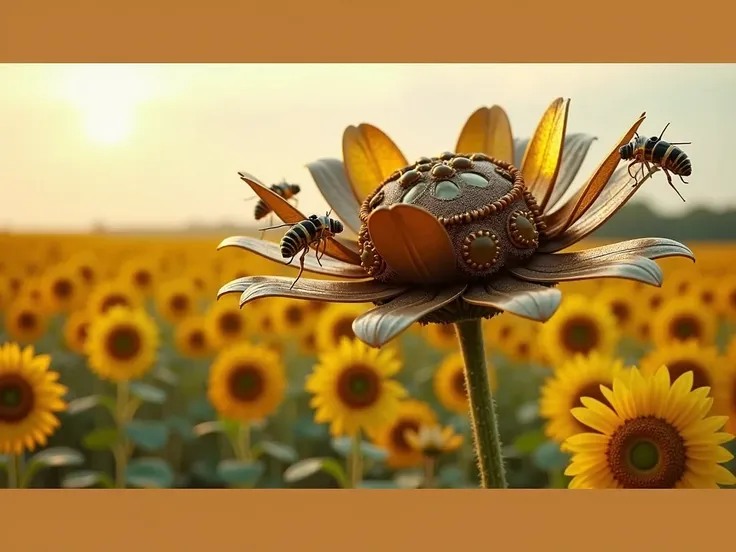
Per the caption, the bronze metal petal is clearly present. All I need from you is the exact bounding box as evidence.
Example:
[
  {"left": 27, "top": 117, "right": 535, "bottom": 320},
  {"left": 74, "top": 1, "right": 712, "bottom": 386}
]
[
  {"left": 543, "top": 112, "right": 647, "bottom": 237},
  {"left": 513, "top": 138, "right": 530, "bottom": 168},
  {"left": 352, "top": 285, "right": 467, "bottom": 348},
  {"left": 463, "top": 277, "right": 562, "bottom": 322},
  {"left": 509, "top": 252, "right": 664, "bottom": 287},
  {"left": 217, "top": 236, "right": 367, "bottom": 279},
  {"left": 455, "top": 106, "right": 514, "bottom": 163},
  {"left": 217, "top": 276, "right": 406, "bottom": 306},
  {"left": 367, "top": 204, "right": 457, "bottom": 284},
  {"left": 342, "top": 123, "right": 408, "bottom": 205},
  {"left": 546, "top": 133, "right": 598, "bottom": 211},
  {"left": 238, "top": 171, "right": 362, "bottom": 266},
  {"left": 538, "top": 166, "right": 660, "bottom": 253},
  {"left": 305, "top": 158, "right": 362, "bottom": 234},
  {"left": 520, "top": 98, "right": 570, "bottom": 211}
]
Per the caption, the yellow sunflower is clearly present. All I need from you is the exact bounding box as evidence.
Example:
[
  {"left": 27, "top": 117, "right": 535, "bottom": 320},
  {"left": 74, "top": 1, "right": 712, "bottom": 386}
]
[
  {"left": 41, "top": 263, "right": 84, "bottom": 314},
  {"left": 0, "top": 343, "right": 67, "bottom": 455},
  {"left": 0, "top": 275, "right": 13, "bottom": 312},
  {"left": 174, "top": 315, "right": 213, "bottom": 359},
  {"left": 208, "top": 342, "right": 286, "bottom": 422},
  {"left": 715, "top": 275, "right": 736, "bottom": 322},
  {"left": 85, "top": 280, "right": 143, "bottom": 318},
  {"left": 4, "top": 299, "right": 48, "bottom": 344},
  {"left": 502, "top": 321, "right": 540, "bottom": 364},
  {"left": 306, "top": 337, "right": 407, "bottom": 437},
  {"left": 204, "top": 297, "right": 250, "bottom": 350},
  {"left": 369, "top": 399, "right": 438, "bottom": 469},
  {"left": 63, "top": 309, "right": 90, "bottom": 355},
  {"left": 155, "top": 278, "right": 198, "bottom": 325},
  {"left": 314, "top": 303, "right": 371, "bottom": 353},
  {"left": 85, "top": 306, "right": 159, "bottom": 382},
  {"left": 564, "top": 367, "right": 736, "bottom": 488},
  {"left": 67, "top": 251, "right": 99, "bottom": 288},
  {"left": 714, "top": 337, "right": 736, "bottom": 434},
  {"left": 639, "top": 339, "right": 722, "bottom": 394},
  {"left": 650, "top": 296, "right": 718, "bottom": 348},
  {"left": 539, "top": 294, "right": 620, "bottom": 368},
  {"left": 404, "top": 423, "right": 464, "bottom": 457},
  {"left": 422, "top": 323, "right": 457, "bottom": 351},
  {"left": 119, "top": 258, "right": 158, "bottom": 297},
  {"left": 539, "top": 353, "right": 627, "bottom": 443},
  {"left": 594, "top": 284, "right": 639, "bottom": 337},
  {"left": 271, "top": 298, "right": 313, "bottom": 337},
  {"left": 433, "top": 351, "right": 497, "bottom": 415}
]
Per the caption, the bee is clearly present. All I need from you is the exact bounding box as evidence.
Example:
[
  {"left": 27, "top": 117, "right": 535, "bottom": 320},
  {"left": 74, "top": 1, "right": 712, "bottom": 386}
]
[
  {"left": 242, "top": 179, "right": 301, "bottom": 238},
  {"left": 259, "top": 211, "right": 344, "bottom": 289},
  {"left": 619, "top": 122, "right": 692, "bottom": 202}
]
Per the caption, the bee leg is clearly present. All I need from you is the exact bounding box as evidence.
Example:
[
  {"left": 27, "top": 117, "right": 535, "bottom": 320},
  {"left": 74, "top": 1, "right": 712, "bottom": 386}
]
[
  {"left": 678, "top": 174, "right": 689, "bottom": 184},
  {"left": 292, "top": 197, "right": 299, "bottom": 208},
  {"left": 628, "top": 162, "right": 640, "bottom": 187},
  {"left": 314, "top": 228, "right": 327, "bottom": 267},
  {"left": 286, "top": 254, "right": 297, "bottom": 266},
  {"left": 260, "top": 214, "right": 274, "bottom": 240},
  {"left": 662, "top": 169, "right": 686, "bottom": 202},
  {"left": 290, "top": 247, "right": 310, "bottom": 290}
]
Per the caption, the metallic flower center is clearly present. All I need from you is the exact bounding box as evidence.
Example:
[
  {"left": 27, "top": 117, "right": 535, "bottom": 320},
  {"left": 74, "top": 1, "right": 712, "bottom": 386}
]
[
  {"left": 188, "top": 330, "right": 205, "bottom": 350},
  {"left": 52, "top": 278, "right": 73, "bottom": 299},
  {"left": 611, "top": 301, "right": 631, "bottom": 324},
  {"left": 607, "top": 416, "right": 686, "bottom": 488},
  {"left": 452, "top": 370, "right": 468, "bottom": 398},
  {"left": 134, "top": 270, "right": 151, "bottom": 287},
  {"left": 470, "top": 236, "right": 498, "bottom": 264},
  {"left": 105, "top": 325, "right": 142, "bottom": 361},
  {"left": 574, "top": 381, "right": 610, "bottom": 432},
  {"left": 666, "top": 360, "right": 710, "bottom": 390},
  {"left": 669, "top": 315, "right": 702, "bottom": 341},
  {"left": 18, "top": 311, "right": 37, "bottom": 331},
  {"left": 101, "top": 294, "right": 130, "bottom": 314},
  {"left": 332, "top": 317, "right": 356, "bottom": 345},
  {"left": 0, "top": 374, "right": 35, "bottom": 423},
  {"left": 218, "top": 312, "right": 243, "bottom": 335},
  {"left": 560, "top": 316, "right": 600, "bottom": 354},
  {"left": 285, "top": 305, "right": 305, "bottom": 325},
  {"left": 228, "top": 365, "right": 265, "bottom": 402},
  {"left": 336, "top": 364, "right": 381, "bottom": 409},
  {"left": 390, "top": 419, "right": 421, "bottom": 452}
]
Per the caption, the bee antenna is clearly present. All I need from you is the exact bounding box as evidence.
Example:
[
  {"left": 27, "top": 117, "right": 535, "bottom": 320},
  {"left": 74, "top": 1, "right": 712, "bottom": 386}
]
[{"left": 658, "top": 122, "right": 671, "bottom": 140}]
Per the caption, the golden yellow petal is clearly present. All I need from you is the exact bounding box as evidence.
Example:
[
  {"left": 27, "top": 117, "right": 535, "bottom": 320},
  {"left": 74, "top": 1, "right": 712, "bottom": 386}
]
[
  {"left": 713, "top": 464, "right": 736, "bottom": 486},
  {"left": 454, "top": 106, "right": 514, "bottom": 163},
  {"left": 521, "top": 98, "right": 569, "bottom": 210},
  {"left": 367, "top": 204, "right": 457, "bottom": 284},
  {"left": 570, "top": 407, "right": 618, "bottom": 435},
  {"left": 342, "top": 124, "right": 408, "bottom": 204}
]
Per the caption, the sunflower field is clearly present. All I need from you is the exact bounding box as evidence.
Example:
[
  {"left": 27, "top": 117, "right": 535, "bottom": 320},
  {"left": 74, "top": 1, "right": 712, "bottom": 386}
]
[{"left": 1, "top": 231, "right": 735, "bottom": 490}]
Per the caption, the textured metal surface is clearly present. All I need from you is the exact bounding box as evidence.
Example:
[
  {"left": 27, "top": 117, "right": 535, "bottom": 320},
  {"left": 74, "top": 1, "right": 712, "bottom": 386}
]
[
  {"left": 305, "top": 158, "right": 362, "bottom": 235},
  {"left": 217, "top": 236, "right": 367, "bottom": 279},
  {"left": 352, "top": 285, "right": 467, "bottom": 348},
  {"left": 463, "top": 277, "right": 562, "bottom": 322}
]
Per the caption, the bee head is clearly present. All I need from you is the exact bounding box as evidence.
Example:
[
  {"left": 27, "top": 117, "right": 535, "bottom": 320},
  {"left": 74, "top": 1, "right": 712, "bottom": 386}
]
[
  {"left": 290, "top": 184, "right": 301, "bottom": 194},
  {"left": 308, "top": 214, "right": 319, "bottom": 221},
  {"left": 618, "top": 144, "right": 633, "bottom": 159},
  {"left": 332, "top": 219, "right": 344, "bottom": 234}
]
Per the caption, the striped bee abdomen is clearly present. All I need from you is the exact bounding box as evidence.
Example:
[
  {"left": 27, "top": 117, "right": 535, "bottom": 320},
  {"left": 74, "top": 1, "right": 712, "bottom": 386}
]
[
  {"left": 280, "top": 218, "right": 321, "bottom": 259},
  {"left": 254, "top": 200, "right": 271, "bottom": 220}
]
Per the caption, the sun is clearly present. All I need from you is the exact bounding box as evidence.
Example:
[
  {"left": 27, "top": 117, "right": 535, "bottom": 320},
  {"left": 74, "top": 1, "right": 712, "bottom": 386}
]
[{"left": 59, "top": 64, "right": 149, "bottom": 146}]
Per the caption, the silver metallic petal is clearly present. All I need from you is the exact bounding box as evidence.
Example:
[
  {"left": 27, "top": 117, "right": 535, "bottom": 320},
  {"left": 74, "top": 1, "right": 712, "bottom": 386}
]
[
  {"left": 217, "top": 276, "right": 406, "bottom": 306},
  {"left": 546, "top": 133, "right": 598, "bottom": 211},
  {"left": 217, "top": 236, "right": 367, "bottom": 279},
  {"left": 539, "top": 166, "right": 659, "bottom": 253},
  {"left": 513, "top": 138, "right": 529, "bottom": 168},
  {"left": 463, "top": 277, "right": 562, "bottom": 322},
  {"left": 509, "top": 253, "right": 664, "bottom": 287},
  {"left": 306, "top": 158, "right": 362, "bottom": 235},
  {"left": 352, "top": 285, "right": 467, "bottom": 348}
]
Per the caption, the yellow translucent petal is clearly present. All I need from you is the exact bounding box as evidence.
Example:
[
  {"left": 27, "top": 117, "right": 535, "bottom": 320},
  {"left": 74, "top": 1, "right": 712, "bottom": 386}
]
[
  {"left": 571, "top": 407, "right": 618, "bottom": 435},
  {"left": 455, "top": 105, "right": 514, "bottom": 163}
]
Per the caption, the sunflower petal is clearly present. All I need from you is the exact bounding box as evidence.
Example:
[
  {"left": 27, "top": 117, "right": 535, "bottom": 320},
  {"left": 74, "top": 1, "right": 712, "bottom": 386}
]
[
  {"left": 352, "top": 285, "right": 467, "bottom": 348},
  {"left": 455, "top": 106, "right": 514, "bottom": 163},
  {"left": 306, "top": 158, "right": 362, "bottom": 234},
  {"left": 509, "top": 252, "right": 664, "bottom": 287},
  {"left": 714, "top": 464, "right": 736, "bottom": 486},
  {"left": 546, "top": 133, "right": 598, "bottom": 210},
  {"left": 462, "top": 277, "right": 561, "bottom": 322},
  {"left": 544, "top": 112, "right": 647, "bottom": 237},
  {"left": 521, "top": 98, "right": 570, "bottom": 210},
  {"left": 217, "top": 236, "right": 367, "bottom": 279},
  {"left": 217, "top": 276, "right": 406, "bottom": 306},
  {"left": 367, "top": 204, "right": 457, "bottom": 284},
  {"left": 239, "top": 171, "right": 361, "bottom": 265},
  {"left": 342, "top": 124, "right": 408, "bottom": 204}
]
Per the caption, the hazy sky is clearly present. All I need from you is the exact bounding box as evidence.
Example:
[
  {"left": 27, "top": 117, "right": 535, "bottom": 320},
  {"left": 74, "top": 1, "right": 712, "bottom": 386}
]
[{"left": 3, "top": 63, "right": 735, "bottom": 231}]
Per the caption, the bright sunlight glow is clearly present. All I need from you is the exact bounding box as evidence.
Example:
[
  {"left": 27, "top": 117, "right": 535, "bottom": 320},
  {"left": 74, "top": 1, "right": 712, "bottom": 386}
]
[{"left": 59, "top": 65, "right": 150, "bottom": 146}]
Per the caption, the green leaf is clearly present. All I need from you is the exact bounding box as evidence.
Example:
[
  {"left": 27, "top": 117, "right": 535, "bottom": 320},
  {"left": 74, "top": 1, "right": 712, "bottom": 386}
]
[
  {"left": 166, "top": 416, "right": 196, "bottom": 441},
  {"left": 194, "top": 420, "right": 226, "bottom": 437},
  {"left": 187, "top": 397, "right": 216, "bottom": 421},
  {"left": 256, "top": 441, "right": 298, "bottom": 463},
  {"left": 82, "top": 427, "right": 119, "bottom": 451},
  {"left": 394, "top": 470, "right": 424, "bottom": 489},
  {"left": 284, "top": 457, "right": 349, "bottom": 488},
  {"left": 125, "top": 420, "right": 170, "bottom": 451},
  {"left": 438, "top": 465, "right": 465, "bottom": 488},
  {"left": 21, "top": 447, "right": 85, "bottom": 488},
  {"left": 126, "top": 458, "right": 174, "bottom": 488},
  {"left": 532, "top": 440, "right": 571, "bottom": 471},
  {"left": 62, "top": 470, "right": 115, "bottom": 489},
  {"left": 516, "top": 401, "right": 540, "bottom": 424},
  {"left": 513, "top": 429, "right": 547, "bottom": 455},
  {"left": 360, "top": 443, "right": 388, "bottom": 462},
  {"left": 128, "top": 382, "right": 167, "bottom": 404},
  {"left": 153, "top": 364, "right": 179, "bottom": 386},
  {"left": 67, "top": 394, "right": 117, "bottom": 416},
  {"left": 0, "top": 454, "right": 8, "bottom": 473},
  {"left": 293, "top": 419, "right": 328, "bottom": 440},
  {"left": 358, "top": 480, "right": 400, "bottom": 489},
  {"left": 216, "top": 460, "right": 265, "bottom": 487}
]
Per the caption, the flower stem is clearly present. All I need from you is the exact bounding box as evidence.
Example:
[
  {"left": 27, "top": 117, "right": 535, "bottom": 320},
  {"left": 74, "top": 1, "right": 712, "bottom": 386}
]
[
  {"left": 349, "top": 431, "right": 363, "bottom": 489},
  {"left": 6, "top": 454, "right": 21, "bottom": 489},
  {"left": 114, "top": 381, "right": 130, "bottom": 489},
  {"left": 454, "top": 318, "right": 507, "bottom": 489},
  {"left": 422, "top": 456, "right": 436, "bottom": 489},
  {"left": 237, "top": 422, "right": 252, "bottom": 462}
]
